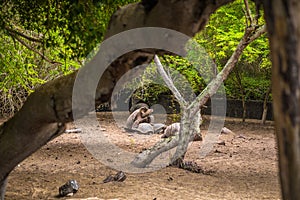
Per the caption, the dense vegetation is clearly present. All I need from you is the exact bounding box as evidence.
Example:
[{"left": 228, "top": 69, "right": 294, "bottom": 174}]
[
  {"left": 198, "top": 1, "right": 270, "bottom": 102},
  {"left": 0, "top": 0, "right": 138, "bottom": 116},
  {"left": 128, "top": 1, "right": 270, "bottom": 109},
  {"left": 0, "top": 0, "right": 270, "bottom": 117}
]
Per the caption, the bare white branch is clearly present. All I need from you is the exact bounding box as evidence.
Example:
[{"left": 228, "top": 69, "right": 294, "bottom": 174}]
[{"left": 154, "top": 55, "right": 187, "bottom": 107}]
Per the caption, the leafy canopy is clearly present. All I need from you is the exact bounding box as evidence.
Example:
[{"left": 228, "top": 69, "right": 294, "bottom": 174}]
[{"left": 0, "top": 0, "right": 138, "bottom": 116}]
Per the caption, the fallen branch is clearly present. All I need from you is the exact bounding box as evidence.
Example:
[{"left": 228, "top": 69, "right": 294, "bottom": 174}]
[
  {"left": 221, "top": 127, "right": 234, "bottom": 135},
  {"left": 171, "top": 160, "right": 214, "bottom": 174}
]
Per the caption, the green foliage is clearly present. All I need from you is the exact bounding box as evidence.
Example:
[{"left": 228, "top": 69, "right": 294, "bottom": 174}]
[
  {"left": 0, "top": 32, "right": 43, "bottom": 115},
  {"left": 0, "top": 0, "right": 138, "bottom": 117},
  {"left": 225, "top": 74, "right": 271, "bottom": 100},
  {"left": 0, "top": 0, "right": 272, "bottom": 117},
  {"left": 196, "top": 1, "right": 269, "bottom": 65},
  {"left": 1, "top": 0, "right": 137, "bottom": 58},
  {"left": 161, "top": 55, "right": 207, "bottom": 94},
  {"left": 128, "top": 0, "right": 271, "bottom": 108},
  {"left": 126, "top": 62, "right": 174, "bottom": 105},
  {"left": 195, "top": 0, "right": 271, "bottom": 101}
]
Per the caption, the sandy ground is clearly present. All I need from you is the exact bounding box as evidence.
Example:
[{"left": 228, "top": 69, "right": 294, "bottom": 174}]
[{"left": 4, "top": 112, "right": 281, "bottom": 199}]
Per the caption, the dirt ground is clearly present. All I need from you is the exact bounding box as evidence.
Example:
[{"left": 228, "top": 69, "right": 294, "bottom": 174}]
[{"left": 4, "top": 112, "right": 281, "bottom": 200}]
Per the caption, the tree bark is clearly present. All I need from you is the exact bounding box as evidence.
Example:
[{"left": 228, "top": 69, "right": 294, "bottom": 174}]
[
  {"left": 233, "top": 68, "right": 247, "bottom": 122},
  {"left": 154, "top": 55, "right": 202, "bottom": 165},
  {"left": 263, "top": 0, "right": 300, "bottom": 199},
  {"left": 105, "top": 0, "right": 234, "bottom": 39},
  {"left": 261, "top": 85, "right": 271, "bottom": 124}
]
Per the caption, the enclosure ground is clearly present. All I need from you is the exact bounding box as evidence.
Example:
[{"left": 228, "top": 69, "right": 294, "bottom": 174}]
[{"left": 4, "top": 112, "right": 280, "bottom": 199}]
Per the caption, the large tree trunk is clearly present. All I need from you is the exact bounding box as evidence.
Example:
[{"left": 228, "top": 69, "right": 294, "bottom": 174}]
[
  {"left": 0, "top": 1, "right": 234, "bottom": 199},
  {"left": 263, "top": 0, "right": 300, "bottom": 199}
]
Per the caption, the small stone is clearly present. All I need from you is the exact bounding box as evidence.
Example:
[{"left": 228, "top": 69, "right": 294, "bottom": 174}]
[
  {"left": 103, "top": 171, "right": 127, "bottom": 183},
  {"left": 65, "top": 128, "right": 82, "bottom": 133},
  {"left": 193, "top": 134, "right": 202, "bottom": 141},
  {"left": 103, "top": 175, "right": 114, "bottom": 183},
  {"left": 237, "top": 134, "right": 247, "bottom": 139},
  {"left": 66, "top": 192, "right": 74, "bottom": 197},
  {"left": 114, "top": 171, "right": 126, "bottom": 182},
  {"left": 59, "top": 180, "right": 79, "bottom": 197},
  {"left": 221, "top": 127, "right": 234, "bottom": 134},
  {"left": 215, "top": 149, "right": 222, "bottom": 153},
  {"left": 217, "top": 140, "right": 226, "bottom": 145}
]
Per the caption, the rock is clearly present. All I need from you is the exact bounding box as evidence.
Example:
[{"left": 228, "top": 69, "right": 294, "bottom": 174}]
[
  {"left": 221, "top": 127, "right": 234, "bottom": 135},
  {"left": 65, "top": 128, "right": 82, "bottom": 133},
  {"left": 103, "top": 171, "right": 127, "bottom": 183},
  {"left": 59, "top": 180, "right": 79, "bottom": 197},
  {"left": 114, "top": 171, "right": 127, "bottom": 182},
  {"left": 193, "top": 133, "right": 202, "bottom": 141},
  {"left": 237, "top": 134, "right": 247, "bottom": 139},
  {"left": 217, "top": 140, "right": 226, "bottom": 145},
  {"left": 103, "top": 175, "right": 115, "bottom": 183}
]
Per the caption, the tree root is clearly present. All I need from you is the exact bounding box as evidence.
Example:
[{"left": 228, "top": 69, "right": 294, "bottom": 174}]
[{"left": 170, "top": 160, "right": 215, "bottom": 175}]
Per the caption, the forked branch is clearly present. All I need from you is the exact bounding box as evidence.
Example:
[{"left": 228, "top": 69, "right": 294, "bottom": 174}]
[{"left": 154, "top": 55, "right": 187, "bottom": 107}]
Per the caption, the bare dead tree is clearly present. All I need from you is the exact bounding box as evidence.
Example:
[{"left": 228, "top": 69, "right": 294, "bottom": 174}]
[{"left": 132, "top": 18, "right": 266, "bottom": 167}]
